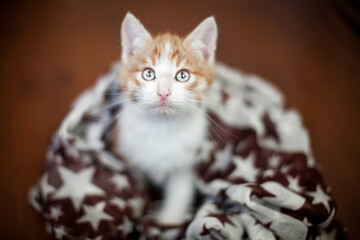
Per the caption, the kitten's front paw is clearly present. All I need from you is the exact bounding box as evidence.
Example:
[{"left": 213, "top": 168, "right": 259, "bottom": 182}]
[{"left": 157, "top": 211, "right": 186, "bottom": 226}]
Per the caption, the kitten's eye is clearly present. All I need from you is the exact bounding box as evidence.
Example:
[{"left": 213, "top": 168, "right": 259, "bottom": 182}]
[
  {"left": 175, "top": 70, "right": 190, "bottom": 82},
  {"left": 142, "top": 68, "right": 156, "bottom": 81}
]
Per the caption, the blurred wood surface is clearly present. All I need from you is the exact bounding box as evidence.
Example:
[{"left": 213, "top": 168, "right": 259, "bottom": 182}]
[{"left": 0, "top": 0, "right": 359, "bottom": 239}]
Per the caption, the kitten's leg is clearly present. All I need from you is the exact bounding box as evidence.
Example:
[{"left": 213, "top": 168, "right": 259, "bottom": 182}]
[{"left": 157, "top": 170, "right": 195, "bottom": 225}]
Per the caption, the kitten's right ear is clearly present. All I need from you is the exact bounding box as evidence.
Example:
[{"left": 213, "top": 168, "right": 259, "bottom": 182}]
[
  {"left": 185, "top": 16, "right": 218, "bottom": 63},
  {"left": 121, "top": 12, "right": 152, "bottom": 62}
]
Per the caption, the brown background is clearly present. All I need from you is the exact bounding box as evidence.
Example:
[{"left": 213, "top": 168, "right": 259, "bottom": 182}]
[{"left": 0, "top": 0, "right": 359, "bottom": 239}]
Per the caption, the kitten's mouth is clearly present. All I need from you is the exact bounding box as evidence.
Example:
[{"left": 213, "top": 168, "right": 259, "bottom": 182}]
[
  {"left": 158, "top": 100, "right": 172, "bottom": 108},
  {"left": 155, "top": 101, "right": 175, "bottom": 112}
]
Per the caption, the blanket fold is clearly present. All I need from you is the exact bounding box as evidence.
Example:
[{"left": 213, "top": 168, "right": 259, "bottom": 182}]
[{"left": 29, "top": 62, "right": 346, "bottom": 240}]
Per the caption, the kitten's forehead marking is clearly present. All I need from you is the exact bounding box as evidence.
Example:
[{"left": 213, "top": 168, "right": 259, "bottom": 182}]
[
  {"left": 149, "top": 36, "right": 185, "bottom": 69},
  {"left": 150, "top": 38, "right": 180, "bottom": 81},
  {"left": 155, "top": 50, "right": 174, "bottom": 92},
  {"left": 164, "top": 40, "right": 172, "bottom": 56}
]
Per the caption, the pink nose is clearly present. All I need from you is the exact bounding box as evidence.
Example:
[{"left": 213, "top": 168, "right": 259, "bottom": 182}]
[{"left": 157, "top": 92, "right": 170, "bottom": 101}]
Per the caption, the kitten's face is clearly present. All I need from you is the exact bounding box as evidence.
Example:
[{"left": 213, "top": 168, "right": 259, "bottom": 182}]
[{"left": 119, "top": 13, "right": 218, "bottom": 117}]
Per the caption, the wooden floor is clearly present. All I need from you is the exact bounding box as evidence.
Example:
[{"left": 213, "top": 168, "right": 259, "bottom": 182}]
[{"left": 0, "top": 0, "right": 359, "bottom": 239}]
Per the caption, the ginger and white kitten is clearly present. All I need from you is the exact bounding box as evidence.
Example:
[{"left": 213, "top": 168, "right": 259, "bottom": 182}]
[{"left": 115, "top": 13, "right": 217, "bottom": 224}]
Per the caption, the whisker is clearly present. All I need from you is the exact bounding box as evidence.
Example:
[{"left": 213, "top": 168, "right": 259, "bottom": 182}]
[
  {"left": 105, "top": 102, "right": 147, "bottom": 141},
  {"left": 100, "top": 101, "right": 143, "bottom": 129},
  {"left": 181, "top": 103, "right": 222, "bottom": 150},
  {"left": 185, "top": 103, "right": 239, "bottom": 141},
  {"left": 92, "top": 99, "right": 131, "bottom": 114}
]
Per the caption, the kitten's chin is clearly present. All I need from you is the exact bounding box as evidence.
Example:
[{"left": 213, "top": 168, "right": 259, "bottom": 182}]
[
  {"left": 148, "top": 103, "right": 191, "bottom": 118},
  {"left": 153, "top": 104, "right": 179, "bottom": 116}
]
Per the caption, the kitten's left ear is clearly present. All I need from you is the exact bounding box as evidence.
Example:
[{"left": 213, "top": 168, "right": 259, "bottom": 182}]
[
  {"left": 121, "top": 12, "right": 152, "bottom": 62},
  {"left": 185, "top": 16, "right": 218, "bottom": 63}
]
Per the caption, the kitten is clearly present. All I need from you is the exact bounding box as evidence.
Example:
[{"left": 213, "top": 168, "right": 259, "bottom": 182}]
[{"left": 115, "top": 13, "right": 217, "bottom": 224}]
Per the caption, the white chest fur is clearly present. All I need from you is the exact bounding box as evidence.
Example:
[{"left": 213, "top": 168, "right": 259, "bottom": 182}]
[{"left": 117, "top": 108, "right": 208, "bottom": 185}]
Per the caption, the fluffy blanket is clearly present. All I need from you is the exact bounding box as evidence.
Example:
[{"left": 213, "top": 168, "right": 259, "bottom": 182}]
[{"left": 29, "top": 63, "right": 346, "bottom": 240}]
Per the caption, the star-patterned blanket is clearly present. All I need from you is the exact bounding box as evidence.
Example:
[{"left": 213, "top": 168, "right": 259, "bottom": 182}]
[{"left": 29, "top": 62, "right": 346, "bottom": 240}]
